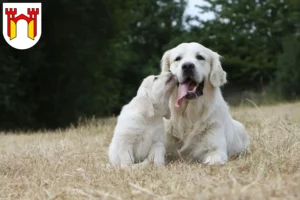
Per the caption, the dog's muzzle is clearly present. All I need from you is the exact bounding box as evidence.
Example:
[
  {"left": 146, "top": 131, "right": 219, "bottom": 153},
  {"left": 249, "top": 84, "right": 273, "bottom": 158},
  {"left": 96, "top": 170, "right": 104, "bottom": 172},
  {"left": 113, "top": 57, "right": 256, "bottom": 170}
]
[{"left": 182, "top": 62, "right": 195, "bottom": 77}]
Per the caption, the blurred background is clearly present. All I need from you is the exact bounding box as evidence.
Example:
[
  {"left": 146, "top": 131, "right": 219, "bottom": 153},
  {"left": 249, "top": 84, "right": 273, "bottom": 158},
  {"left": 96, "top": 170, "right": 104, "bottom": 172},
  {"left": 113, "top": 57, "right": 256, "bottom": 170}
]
[{"left": 0, "top": 0, "right": 299, "bottom": 130}]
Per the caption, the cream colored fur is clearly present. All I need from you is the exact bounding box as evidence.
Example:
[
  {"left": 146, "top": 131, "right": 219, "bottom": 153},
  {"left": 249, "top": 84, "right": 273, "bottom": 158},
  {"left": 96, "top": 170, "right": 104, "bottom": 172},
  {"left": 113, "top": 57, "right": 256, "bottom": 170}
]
[
  {"left": 108, "top": 72, "right": 176, "bottom": 168},
  {"left": 161, "top": 42, "right": 250, "bottom": 165}
]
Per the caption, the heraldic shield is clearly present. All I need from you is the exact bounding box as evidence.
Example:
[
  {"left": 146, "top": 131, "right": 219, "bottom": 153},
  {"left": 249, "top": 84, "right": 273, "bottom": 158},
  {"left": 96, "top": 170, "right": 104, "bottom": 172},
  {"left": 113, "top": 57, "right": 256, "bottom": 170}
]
[{"left": 2, "top": 3, "right": 42, "bottom": 50}]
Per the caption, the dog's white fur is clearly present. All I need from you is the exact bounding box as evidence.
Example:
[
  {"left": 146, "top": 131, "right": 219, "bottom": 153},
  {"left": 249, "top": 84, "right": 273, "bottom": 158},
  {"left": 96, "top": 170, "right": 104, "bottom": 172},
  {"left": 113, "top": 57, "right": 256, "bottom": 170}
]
[
  {"left": 108, "top": 72, "right": 176, "bottom": 168},
  {"left": 161, "top": 42, "right": 250, "bottom": 165}
]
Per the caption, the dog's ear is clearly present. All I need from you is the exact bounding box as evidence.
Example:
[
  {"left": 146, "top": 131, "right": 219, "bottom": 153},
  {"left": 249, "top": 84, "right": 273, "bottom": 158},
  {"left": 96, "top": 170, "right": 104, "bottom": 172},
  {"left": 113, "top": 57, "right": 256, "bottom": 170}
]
[
  {"left": 161, "top": 50, "right": 170, "bottom": 73},
  {"left": 135, "top": 77, "right": 155, "bottom": 117},
  {"left": 135, "top": 92, "right": 154, "bottom": 118},
  {"left": 209, "top": 52, "right": 227, "bottom": 87},
  {"left": 138, "top": 97, "right": 154, "bottom": 118}
]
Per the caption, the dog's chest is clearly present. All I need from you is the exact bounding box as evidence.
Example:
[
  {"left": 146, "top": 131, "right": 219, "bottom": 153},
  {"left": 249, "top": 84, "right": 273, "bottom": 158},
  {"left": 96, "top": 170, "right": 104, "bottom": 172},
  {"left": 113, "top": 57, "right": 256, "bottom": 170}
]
[{"left": 170, "top": 113, "right": 209, "bottom": 140}]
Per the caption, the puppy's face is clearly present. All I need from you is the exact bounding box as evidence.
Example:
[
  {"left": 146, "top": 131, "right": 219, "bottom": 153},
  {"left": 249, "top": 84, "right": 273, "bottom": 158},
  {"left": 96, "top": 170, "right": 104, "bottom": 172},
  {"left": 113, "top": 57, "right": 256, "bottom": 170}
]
[
  {"left": 160, "top": 42, "right": 227, "bottom": 107},
  {"left": 137, "top": 72, "right": 177, "bottom": 118}
]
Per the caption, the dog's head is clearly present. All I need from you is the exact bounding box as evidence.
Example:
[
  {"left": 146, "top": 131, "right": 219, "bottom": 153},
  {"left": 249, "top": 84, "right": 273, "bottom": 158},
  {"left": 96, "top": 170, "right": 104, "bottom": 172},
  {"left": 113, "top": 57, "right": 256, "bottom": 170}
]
[
  {"left": 136, "top": 72, "right": 177, "bottom": 118},
  {"left": 160, "top": 42, "right": 227, "bottom": 107}
]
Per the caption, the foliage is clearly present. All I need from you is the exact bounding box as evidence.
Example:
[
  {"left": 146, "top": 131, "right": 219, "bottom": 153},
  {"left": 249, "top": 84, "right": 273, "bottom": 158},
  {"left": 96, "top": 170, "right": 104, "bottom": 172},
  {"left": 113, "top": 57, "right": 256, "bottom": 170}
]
[
  {"left": 0, "top": 0, "right": 299, "bottom": 129},
  {"left": 0, "top": 0, "right": 186, "bottom": 129},
  {"left": 187, "top": 0, "right": 299, "bottom": 88},
  {"left": 271, "top": 35, "right": 300, "bottom": 99}
]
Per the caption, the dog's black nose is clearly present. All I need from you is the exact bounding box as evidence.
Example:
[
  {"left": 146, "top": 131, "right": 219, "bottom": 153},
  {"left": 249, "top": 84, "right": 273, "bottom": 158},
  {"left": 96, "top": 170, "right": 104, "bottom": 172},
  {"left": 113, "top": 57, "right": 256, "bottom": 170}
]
[
  {"left": 182, "top": 62, "right": 195, "bottom": 70},
  {"left": 182, "top": 62, "right": 195, "bottom": 76}
]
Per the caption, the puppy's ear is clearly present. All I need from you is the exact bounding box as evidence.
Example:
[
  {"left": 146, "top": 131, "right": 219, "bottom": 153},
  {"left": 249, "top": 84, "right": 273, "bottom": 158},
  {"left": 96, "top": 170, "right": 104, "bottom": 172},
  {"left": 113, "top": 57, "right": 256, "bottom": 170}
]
[
  {"left": 135, "top": 96, "right": 154, "bottom": 118},
  {"left": 161, "top": 50, "right": 170, "bottom": 73},
  {"left": 209, "top": 52, "right": 227, "bottom": 87}
]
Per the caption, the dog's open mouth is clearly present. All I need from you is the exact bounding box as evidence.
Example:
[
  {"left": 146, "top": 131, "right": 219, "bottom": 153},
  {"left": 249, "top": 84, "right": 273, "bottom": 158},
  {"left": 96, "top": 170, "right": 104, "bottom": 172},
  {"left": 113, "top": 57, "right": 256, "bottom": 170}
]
[{"left": 176, "top": 78, "right": 204, "bottom": 107}]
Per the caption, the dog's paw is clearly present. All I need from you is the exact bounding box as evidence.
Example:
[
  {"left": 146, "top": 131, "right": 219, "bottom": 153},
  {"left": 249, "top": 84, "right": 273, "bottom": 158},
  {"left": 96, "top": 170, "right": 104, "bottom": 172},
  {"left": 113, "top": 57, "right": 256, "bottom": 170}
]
[
  {"left": 154, "top": 161, "right": 165, "bottom": 168},
  {"left": 203, "top": 152, "right": 227, "bottom": 165},
  {"left": 121, "top": 164, "right": 133, "bottom": 169},
  {"left": 100, "top": 163, "right": 117, "bottom": 168},
  {"left": 105, "top": 164, "right": 114, "bottom": 168}
]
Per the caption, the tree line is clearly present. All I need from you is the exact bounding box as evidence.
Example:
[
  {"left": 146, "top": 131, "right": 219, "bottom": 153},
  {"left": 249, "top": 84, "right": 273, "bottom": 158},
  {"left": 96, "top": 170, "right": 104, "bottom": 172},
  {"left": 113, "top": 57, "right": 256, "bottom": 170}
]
[{"left": 0, "top": 0, "right": 299, "bottom": 130}]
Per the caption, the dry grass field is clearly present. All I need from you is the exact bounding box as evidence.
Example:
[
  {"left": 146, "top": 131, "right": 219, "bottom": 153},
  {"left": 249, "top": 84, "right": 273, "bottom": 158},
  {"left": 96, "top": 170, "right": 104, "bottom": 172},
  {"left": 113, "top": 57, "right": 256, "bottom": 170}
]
[{"left": 1, "top": 102, "right": 300, "bottom": 200}]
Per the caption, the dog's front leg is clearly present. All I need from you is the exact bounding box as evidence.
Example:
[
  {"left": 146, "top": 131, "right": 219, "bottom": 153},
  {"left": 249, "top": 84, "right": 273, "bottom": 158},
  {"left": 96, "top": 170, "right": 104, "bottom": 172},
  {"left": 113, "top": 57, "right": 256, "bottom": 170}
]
[
  {"left": 119, "top": 141, "right": 134, "bottom": 168},
  {"left": 153, "top": 141, "right": 166, "bottom": 167},
  {"left": 198, "top": 125, "right": 228, "bottom": 165},
  {"left": 147, "top": 141, "right": 166, "bottom": 167},
  {"left": 132, "top": 141, "right": 166, "bottom": 168}
]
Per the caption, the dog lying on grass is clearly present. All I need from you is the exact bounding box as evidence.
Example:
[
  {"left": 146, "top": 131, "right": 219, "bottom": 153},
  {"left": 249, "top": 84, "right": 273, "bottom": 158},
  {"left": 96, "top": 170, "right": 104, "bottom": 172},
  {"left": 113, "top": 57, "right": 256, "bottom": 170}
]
[{"left": 108, "top": 72, "right": 177, "bottom": 168}]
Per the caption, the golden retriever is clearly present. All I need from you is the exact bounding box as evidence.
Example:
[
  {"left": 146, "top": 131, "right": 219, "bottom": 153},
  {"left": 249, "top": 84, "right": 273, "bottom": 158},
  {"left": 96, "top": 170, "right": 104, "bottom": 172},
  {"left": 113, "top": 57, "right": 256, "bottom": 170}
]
[
  {"left": 161, "top": 42, "right": 250, "bottom": 165},
  {"left": 108, "top": 72, "right": 177, "bottom": 168}
]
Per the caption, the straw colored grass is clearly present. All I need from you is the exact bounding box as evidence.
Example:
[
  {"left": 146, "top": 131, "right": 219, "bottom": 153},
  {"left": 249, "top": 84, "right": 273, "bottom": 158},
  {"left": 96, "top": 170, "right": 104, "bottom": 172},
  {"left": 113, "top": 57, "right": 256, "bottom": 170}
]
[{"left": 1, "top": 102, "right": 300, "bottom": 200}]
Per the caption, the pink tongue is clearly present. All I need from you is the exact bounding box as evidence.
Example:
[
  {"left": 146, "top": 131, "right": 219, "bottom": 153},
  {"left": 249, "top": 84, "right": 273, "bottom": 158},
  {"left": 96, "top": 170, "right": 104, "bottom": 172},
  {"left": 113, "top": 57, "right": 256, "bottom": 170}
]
[{"left": 176, "top": 83, "right": 189, "bottom": 107}]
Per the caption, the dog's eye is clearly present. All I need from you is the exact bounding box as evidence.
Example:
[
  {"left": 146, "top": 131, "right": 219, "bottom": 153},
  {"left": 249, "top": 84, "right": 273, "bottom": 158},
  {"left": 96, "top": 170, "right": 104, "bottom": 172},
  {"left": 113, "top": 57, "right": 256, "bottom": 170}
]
[
  {"left": 153, "top": 77, "right": 158, "bottom": 81},
  {"left": 175, "top": 56, "right": 181, "bottom": 61},
  {"left": 196, "top": 55, "right": 205, "bottom": 60}
]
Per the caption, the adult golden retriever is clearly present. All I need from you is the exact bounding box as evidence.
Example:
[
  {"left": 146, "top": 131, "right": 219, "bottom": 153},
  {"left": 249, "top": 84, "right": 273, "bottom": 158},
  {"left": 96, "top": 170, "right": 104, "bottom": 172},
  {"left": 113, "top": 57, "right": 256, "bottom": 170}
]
[{"left": 161, "top": 42, "right": 250, "bottom": 165}]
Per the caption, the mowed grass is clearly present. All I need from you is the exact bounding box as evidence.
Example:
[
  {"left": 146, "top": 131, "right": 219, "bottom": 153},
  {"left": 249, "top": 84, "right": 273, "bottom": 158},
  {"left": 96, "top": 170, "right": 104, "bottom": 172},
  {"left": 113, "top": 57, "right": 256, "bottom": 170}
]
[{"left": 1, "top": 102, "right": 300, "bottom": 200}]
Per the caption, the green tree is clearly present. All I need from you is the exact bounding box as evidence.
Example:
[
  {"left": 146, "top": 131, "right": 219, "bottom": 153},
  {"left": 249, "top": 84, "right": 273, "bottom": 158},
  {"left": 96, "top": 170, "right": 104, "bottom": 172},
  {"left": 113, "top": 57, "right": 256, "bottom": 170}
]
[
  {"left": 186, "top": 0, "right": 299, "bottom": 89},
  {"left": 109, "top": 0, "right": 186, "bottom": 107},
  {"left": 0, "top": 0, "right": 187, "bottom": 130},
  {"left": 271, "top": 35, "right": 300, "bottom": 99}
]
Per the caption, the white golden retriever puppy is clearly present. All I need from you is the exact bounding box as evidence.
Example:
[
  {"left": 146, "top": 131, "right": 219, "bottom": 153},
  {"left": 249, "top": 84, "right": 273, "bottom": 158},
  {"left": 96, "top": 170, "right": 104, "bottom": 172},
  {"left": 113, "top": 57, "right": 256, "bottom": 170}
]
[
  {"left": 161, "top": 42, "right": 250, "bottom": 165},
  {"left": 108, "top": 72, "right": 177, "bottom": 168}
]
